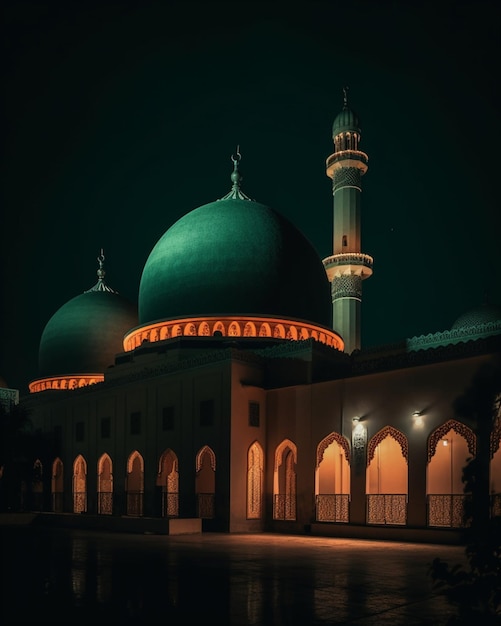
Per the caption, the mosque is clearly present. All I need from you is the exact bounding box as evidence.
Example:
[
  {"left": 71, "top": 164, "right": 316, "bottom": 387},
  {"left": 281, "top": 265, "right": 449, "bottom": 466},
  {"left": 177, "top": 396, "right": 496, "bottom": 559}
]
[{"left": 6, "top": 94, "right": 501, "bottom": 540}]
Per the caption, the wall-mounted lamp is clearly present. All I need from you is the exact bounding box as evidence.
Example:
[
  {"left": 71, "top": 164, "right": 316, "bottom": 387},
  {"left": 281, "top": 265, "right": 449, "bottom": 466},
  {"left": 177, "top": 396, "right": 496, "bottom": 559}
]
[
  {"left": 412, "top": 411, "right": 424, "bottom": 427},
  {"left": 352, "top": 416, "right": 360, "bottom": 424}
]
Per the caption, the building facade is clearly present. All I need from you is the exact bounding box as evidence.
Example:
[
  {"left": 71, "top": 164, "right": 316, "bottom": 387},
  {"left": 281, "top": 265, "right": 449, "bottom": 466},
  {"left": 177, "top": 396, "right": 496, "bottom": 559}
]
[{"left": 15, "top": 98, "right": 501, "bottom": 540}]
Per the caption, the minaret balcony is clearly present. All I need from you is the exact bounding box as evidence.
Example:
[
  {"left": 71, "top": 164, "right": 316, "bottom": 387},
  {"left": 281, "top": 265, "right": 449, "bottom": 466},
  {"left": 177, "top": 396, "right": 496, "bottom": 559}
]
[
  {"left": 322, "top": 252, "right": 373, "bottom": 282},
  {"left": 326, "top": 150, "right": 368, "bottom": 177}
]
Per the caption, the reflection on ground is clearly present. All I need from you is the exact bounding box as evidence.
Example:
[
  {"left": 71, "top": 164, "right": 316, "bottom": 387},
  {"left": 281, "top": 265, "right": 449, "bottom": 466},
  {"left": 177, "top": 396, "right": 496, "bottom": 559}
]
[{"left": 1, "top": 528, "right": 463, "bottom": 625}]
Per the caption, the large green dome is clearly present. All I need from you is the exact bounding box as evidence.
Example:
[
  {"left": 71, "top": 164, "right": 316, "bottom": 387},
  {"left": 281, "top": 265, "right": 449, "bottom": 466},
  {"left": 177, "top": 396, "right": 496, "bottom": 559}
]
[
  {"left": 39, "top": 291, "right": 138, "bottom": 377},
  {"left": 451, "top": 303, "right": 501, "bottom": 330},
  {"left": 138, "top": 197, "right": 331, "bottom": 327}
]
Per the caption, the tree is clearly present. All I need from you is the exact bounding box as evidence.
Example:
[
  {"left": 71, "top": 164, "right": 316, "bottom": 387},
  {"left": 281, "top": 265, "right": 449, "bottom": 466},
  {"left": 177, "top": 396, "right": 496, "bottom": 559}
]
[{"left": 429, "top": 356, "right": 501, "bottom": 624}]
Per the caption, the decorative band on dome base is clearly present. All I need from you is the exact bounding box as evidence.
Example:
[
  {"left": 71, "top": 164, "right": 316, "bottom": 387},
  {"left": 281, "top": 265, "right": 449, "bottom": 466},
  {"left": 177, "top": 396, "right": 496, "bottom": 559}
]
[
  {"left": 29, "top": 374, "right": 104, "bottom": 394},
  {"left": 124, "top": 316, "right": 344, "bottom": 352}
]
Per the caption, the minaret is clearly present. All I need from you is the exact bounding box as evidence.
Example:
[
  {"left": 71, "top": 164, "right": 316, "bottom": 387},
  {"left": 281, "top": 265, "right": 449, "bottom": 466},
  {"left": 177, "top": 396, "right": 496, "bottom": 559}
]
[{"left": 322, "top": 88, "right": 373, "bottom": 353}]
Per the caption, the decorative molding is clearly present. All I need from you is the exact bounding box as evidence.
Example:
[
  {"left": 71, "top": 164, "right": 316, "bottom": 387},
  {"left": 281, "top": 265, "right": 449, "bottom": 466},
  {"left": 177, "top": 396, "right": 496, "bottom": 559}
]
[
  {"left": 317, "top": 432, "right": 351, "bottom": 466},
  {"left": 196, "top": 445, "right": 216, "bottom": 472},
  {"left": 367, "top": 426, "right": 408, "bottom": 465},
  {"left": 427, "top": 419, "right": 476, "bottom": 462}
]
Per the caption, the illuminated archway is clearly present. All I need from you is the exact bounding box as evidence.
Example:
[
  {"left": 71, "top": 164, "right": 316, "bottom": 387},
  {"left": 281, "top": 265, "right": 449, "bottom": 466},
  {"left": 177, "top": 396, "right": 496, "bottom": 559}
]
[
  {"left": 195, "top": 445, "right": 216, "bottom": 519},
  {"left": 157, "top": 449, "right": 179, "bottom": 517},
  {"left": 247, "top": 441, "right": 264, "bottom": 520},
  {"left": 315, "top": 432, "right": 350, "bottom": 522},
  {"left": 366, "top": 426, "right": 408, "bottom": 525},
  {"left": 97, "top": 453, "right": 113, "bottom": 515},
  {"left": 273, "top": 439, "right": 297, "bottom": 520},
  {"left": 228, "top": 321, "right": 241, "bottom": 336},
  {"left": 73, "top": 455, "right": 87, "bottom": 513},
  {"left": 51, "top": 457, "right": 64, "bottom": 512},
  {"left": 427, "top": 419, "right": 475, "bottom": 527},
  {"left": 126, "top": 451, "right": 144, "bottom": 516}
]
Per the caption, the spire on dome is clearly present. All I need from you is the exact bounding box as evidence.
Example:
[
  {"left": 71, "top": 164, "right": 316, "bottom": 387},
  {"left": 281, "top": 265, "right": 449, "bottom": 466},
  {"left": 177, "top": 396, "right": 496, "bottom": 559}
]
[
  {"left": 219, "top": 146, "right": 253, "bottom": 201},
  {"left": 342, "top": 86, "right": 349, "bottom": 109},
  {"left": 84, "top": 249, "right": 118, "bottom": 293}
]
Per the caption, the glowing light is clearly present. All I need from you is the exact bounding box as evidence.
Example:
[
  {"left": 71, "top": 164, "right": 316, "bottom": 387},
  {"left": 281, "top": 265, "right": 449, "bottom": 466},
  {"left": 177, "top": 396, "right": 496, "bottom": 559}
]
[
  {"left": 29, "top": 374, "right": 103, "bottom": 394},
  {"left": 124, "top": 316, "right": 344, "bottom": 353}
]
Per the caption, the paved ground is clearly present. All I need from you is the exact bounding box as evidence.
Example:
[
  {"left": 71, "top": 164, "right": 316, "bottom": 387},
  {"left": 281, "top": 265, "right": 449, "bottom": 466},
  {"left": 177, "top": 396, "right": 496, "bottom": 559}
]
[{"left": 1, "top": 527, "right": 465, "bottom": 624}]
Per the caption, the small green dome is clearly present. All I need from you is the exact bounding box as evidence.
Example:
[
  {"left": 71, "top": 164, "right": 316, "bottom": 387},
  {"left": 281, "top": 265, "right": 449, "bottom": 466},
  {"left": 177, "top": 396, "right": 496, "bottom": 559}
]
[
  {"left": 451, "top": 304, "right": 501, "bottom": 330},
  {"left": 332, "top": 107, "right": 360, "bottom": 136},
  {"left": 39, "top": 291, "right": 138, "bottom": 377},
  {"left": 139, "top": 197, "right": 331, "bottom": 327}
]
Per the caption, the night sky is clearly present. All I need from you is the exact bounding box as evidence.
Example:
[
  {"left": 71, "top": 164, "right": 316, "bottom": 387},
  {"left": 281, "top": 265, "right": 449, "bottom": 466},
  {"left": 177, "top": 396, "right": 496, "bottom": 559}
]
[{"left": 1, "top": 1, "right": 499, "bottom": 393}]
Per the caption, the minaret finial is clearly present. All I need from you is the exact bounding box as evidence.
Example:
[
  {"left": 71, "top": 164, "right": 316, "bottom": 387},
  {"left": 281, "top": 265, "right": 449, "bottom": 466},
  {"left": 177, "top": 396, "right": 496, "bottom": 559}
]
[
  {"left": 342, "top": 86, "right": 349, "bottom": 109},
  {"left": 84, "top": 249, "right": 117, "bottom": 293},
  {"left": 230, "top": 145, "right": 242, "bottom": 189},
  {"left": 219, "top": 145, "right": 253, "bottom": 201}
]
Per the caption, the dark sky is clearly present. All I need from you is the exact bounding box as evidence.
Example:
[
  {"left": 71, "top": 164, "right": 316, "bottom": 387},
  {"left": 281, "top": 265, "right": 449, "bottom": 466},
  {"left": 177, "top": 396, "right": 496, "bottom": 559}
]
[{"left": 1, "top": 1, "right": 500, "bottom": 393}]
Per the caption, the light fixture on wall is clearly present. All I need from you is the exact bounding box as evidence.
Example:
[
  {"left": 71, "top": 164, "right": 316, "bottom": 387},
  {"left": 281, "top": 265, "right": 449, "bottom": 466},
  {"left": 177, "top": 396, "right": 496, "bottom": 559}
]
[{"left": 412, "top": 411, "right": 424, "bottom": 427}]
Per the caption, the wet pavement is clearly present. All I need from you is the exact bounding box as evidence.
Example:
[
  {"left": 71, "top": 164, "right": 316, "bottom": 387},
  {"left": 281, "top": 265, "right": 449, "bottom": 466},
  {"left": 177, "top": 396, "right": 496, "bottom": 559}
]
[{"left": 1, "top": 527, "right": 465, "bottom": 625}]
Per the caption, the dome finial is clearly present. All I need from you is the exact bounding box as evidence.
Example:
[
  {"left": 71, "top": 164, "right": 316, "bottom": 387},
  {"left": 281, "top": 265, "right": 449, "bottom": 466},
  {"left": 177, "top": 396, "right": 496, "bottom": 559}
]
[
  {"left": 342, "top": 86, "right": 349, "bottom": 109},
  {"left": 230, "top": 145, "right": 242, "bottom": 189},
  {"left": 85, "top": 249, "right": 117, "bottom": 293},
  {"left": 219, "top": 145, "right": 253, "bottom": 201}
]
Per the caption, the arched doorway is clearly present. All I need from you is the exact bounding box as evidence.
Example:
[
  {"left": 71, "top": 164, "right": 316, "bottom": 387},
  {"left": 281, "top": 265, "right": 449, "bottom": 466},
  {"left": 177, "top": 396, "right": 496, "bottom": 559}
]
[
  {"left": 427, "top": 420, "right": 475, "bottom": 527},
  {"left": 247, "top": 442, "right": 264, "bottom": 520},
  {"left": 315, "top": 433, "right": 350, "bottom": 522},
  {"left": 73, "top": 455, "right": 87, "bottom": 513},
  {"left": 31, "top": 459, "right": 43, "bottom": 511},
  {"left": 97, "top": 453, "right": 113, "bottom": 515},
  {"left": 51, "top": 458, "right": 64, "bottom": 512},
  {"left": 195, "top": 445, "right": 215, "bottom": 519},
  {"left": 126, "top": 451, "right": 144, "bottom": 516},
  {"left": 273, "top": 439, "right": 297, "bottom": 521},
  {"left": 157, "top": 449, "right": 179, "bottom": 517},
  {"left": 366, "top": 426, "right": 408, "bottom": 525}
]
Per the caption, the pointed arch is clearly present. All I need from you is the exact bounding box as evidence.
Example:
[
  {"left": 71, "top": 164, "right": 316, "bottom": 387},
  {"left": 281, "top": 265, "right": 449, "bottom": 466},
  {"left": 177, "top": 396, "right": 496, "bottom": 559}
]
[
  {"left": 427, "top": 420, "right": 476, "bottom": 527},
  {"left": 247, "top": 441, "right": 264, "bottom": 520},
  {"left": 427, "top": 419, "right": 476, "bottom": 461},
  {"left": 126, "top": 450, "right": 144, "bottom": 516},
  {"left": 51, "top": 457, "right": 64, "bottom": 512},
  {"left": 213, "top": 321, "right": 225, "bottom": 336},
  {"left": 157, "top": 448, "right": 179, "bottom": 517},
  {"left": 367, "top": 425, "right": 408, "bottom": 465},
  {"left": 366, "top": 427, "right": 408, "bottom": 525},
  {"left": 73, "top": 454, "right": 87, "bottom": 513},
  {"left": 286, "top": 325, "right": 298, "bottom": 340},
  {"left": 196, "top": 445, "right": 216, "bottom": 472},
  {"left": 160, "top": 326, "right": 169, "bottom": 340},
  {"left": 195, "top": 445, "right": 216, "bottom": 518},
  {"left": 184, "top": 323, "right": 196, "bottom": 336},
  {"left": 228, "top": 321, "right": 241, "bottom": 336},
  {"left": 97, "top": 453, "right": 113, "bottom": 515},
  {"left": 273, "top": 439, "right": 297, "bottom": 520},
  {"left": 315, "top": 433, "right": 350, "bottom": 522}
]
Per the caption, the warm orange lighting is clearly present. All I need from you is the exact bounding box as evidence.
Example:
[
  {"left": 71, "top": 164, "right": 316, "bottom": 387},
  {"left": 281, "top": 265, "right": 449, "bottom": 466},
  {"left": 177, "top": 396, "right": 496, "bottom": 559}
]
[
  {"left": 29, "top": 374, "right": 103, "bottom": 394},
  {"left": 123, "top": 316, "right": 344, "bottom": 352}
]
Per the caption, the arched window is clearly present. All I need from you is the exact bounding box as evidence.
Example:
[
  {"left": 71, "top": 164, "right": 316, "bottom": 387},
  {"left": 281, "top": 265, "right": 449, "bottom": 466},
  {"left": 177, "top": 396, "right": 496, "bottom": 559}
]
[
  {"left": 195, "top": 445, "right": 216, "bottom": 519},
  {"left": 198, "top": 322, "right": 210, "bottom": 336},
  {"left": 157, "top": 449, "right": 179, "bottom": 517},
  {"left": 244, "top": 322, "right": 257, "bottom": 337},
  {"left": 126, "top": 451, "right": 144, "bottom": 516},
  {"left": 315, "top": 433, "right": 350, "bottom": 522},
  {"left": 247, "top": 442, "right": 264, "bottom": 519},
  {"left": 273, "top": 439, "right": 297, "bottom": 520},
  {"left": 97, "top": 453, "right": 113, "bottom": 515},
  {"left": 31, "top": 459, "right": 43, "bottom": 511},
  {"left": 52, "top": 458, "right": 64, "bottom": 512},
  {"left": 228, "top": 321, "right": 241, "bottom": 337},
  {"left": 366, "top": 426, "right": 408, "bottom": 525},
  {"left": 427, "top": 419, "right": 476, "bottom": 527},
  {"left": 259, "top": 323, "right": 271, "bottom": 337},
  {"left": 73, "top": 455, "right": 87, "bottom": 513}
]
